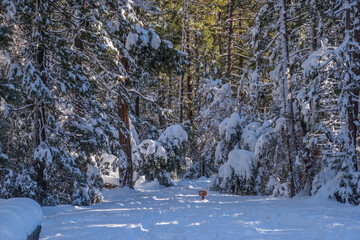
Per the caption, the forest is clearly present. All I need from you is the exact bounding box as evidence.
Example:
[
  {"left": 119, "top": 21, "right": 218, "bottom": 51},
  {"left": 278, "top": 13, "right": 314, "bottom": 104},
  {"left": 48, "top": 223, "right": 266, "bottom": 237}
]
[{"left": 1, "top": 0, "right": 360, "bottom": 208}]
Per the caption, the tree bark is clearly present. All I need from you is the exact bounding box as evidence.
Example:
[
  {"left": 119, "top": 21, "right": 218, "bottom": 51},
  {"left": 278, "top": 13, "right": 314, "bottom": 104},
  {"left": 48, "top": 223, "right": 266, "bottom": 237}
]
[
  {"left": 346, "top": 1, "right": 360, "bottom": 171},
  {"left": 279, "top": 0, "right": 298, "bottom": 197},
  {"left": 135, "top": 96, "right": 140, "bottom": 117},
  {"left": 218, "top": 12, "right": 223, "bottom": 55},
  {"left": 179, "top": 74, "right": 184, "bottom": 123},
  {"left": 35, "top": 0, "right": 47, "bottom": 201},
  {"left": 74, "top": 33, "right": 85, "bottom": 118},
  {"left": 226, "top": 0, "right": 234, "bottom": 81},
  {"left": 179, "top": 0, "right": 188, "bottom": 124},
  {"left": 353, "top": 1, "right": 360, "bottom": 171},
  {"left": 118, "top": 58, "right": 133, "bottom": 188},
  {"left": 187, "top": 75, "right": 193, "bottom": 123}
]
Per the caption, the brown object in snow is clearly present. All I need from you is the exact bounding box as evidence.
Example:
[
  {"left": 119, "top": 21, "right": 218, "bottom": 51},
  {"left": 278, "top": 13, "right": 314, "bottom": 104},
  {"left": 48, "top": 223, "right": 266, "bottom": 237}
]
[{"left": 199, "top": 190, "right": 207, "bottom": 200}]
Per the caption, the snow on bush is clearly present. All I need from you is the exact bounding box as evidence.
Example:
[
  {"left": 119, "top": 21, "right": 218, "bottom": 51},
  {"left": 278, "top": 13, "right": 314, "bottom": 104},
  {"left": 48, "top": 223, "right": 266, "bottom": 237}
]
[
  {"left": 158, "top": 124, "right": 188, "bottom": 149},
  {"left": 212, "top": 115, "right": 292, "bottom": 197},
  {"left": 126, "top": 26, "right": 163, "bottom": 51},
  {"left": 212, "top": 150, "right": 257, "bottom": 195},
  {"left": 0, "top": 198, "right": 43, "bottom": 240},
  {"left": 158, "top": 124, "right": 188, "bottom": 179},
  {"left": 190, "top": 80, "right": 237, "bottom": 178},
  {"left": 133, "top": 139, "right": 173, "bottom": 187},
  {"left": 215, "top": 112, "right": 243, "bottom": 165},
  {"left": 254, "top": 130, "right": 289, "bottom": 196},
  {"left": 312, "top": 158, "right": 360, "bottom": 205}
]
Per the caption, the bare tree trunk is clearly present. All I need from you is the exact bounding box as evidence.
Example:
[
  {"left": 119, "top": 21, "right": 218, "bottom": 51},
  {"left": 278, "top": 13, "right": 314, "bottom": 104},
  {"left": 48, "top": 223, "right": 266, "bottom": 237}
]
[
  {"left": 118, "top": 58, "right": 133, "bottom": 188},
  {"left": 279, "top": 0, "right": 298, "bottom": 197},
  {"left": 35, "top": 0, "right": 47, "bottom": 201},
  {"left": 354, "top": 1, "right": 360, "bottom": 171},
  {"left": 187, "top": 75, "right": 193, "bottom": 123},
  {"left": 135, "top": 96, "right": 140, "bottom": 117},
  {"left": 179, "top": 75, "right": 184, "bottom": 123},
  {"left": 346, "top": 1, "right": 360, "bottom": 171},
  {"left": 179, "top": 0, "right": 188, "bottom": 124},
  {"left": 194, "top": 31, "right": 200, "bottom": 90},
  {"left": 118, "top": 94, "right": 133, "bottom": 188},
  {"left": 74, "top": 34, "right": 85, "bottom": 118},
  {"left": 218, "top": 12, "right": 223, "bottom": 55},
  {"left": 226, "top": 0, "right": 234, "bottom": 81}
]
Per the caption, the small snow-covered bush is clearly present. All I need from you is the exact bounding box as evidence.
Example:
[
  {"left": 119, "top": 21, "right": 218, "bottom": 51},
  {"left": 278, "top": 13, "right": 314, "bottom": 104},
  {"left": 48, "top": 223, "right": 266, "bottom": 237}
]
[
  {"left": 0, "top": 168, "right": 38, "bottom": 200},
  {"left": 254, "top": 130, "right": 289, "bottom": 196},
  {"left": 133, "top": 139, "right": 173, "bottom": 187},
  {"left": 211, "top": 150, "right": 257, "bottom": 195},
  {"left": 158, "top": 124, "right": 188, "bottom": 179},
  {"left": 191, "top": 80, "right": 237, "bottom": 178},
  {"left": 312, "top": 157, "right": 360, "bottom": 205},
  {"left": 215, "top": 112, "right": 244, "bottom": 165},
  {"left": 332, "top": 171, "right": 360, "bottom": 205}
]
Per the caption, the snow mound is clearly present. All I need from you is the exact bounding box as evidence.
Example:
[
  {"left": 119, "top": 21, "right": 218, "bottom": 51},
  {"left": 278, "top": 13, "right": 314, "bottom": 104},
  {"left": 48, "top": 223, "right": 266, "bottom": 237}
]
[
  {"left": 158, "top": 124, "right": 188, "bottom": 148},
  {"left": 0, "top": 198, "right": 43, "bottom": 240},
  {"left": 219, "top": 150, "right": 255, "bottom": 180},
  {"left": 135, "top": 139, "right": 167, "bottom": 161}
]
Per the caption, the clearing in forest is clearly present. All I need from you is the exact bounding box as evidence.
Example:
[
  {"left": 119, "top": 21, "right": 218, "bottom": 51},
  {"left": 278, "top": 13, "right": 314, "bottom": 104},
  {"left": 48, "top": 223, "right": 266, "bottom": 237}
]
[{"left": 40, "top": 178, "right": 360, "bottom": 240}]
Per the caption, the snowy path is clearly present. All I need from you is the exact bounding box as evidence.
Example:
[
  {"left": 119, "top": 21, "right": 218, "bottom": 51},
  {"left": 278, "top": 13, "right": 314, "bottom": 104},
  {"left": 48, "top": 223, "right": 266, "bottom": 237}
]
[{"left": 40, "top": 178, "right": 360, "bottom": 240}]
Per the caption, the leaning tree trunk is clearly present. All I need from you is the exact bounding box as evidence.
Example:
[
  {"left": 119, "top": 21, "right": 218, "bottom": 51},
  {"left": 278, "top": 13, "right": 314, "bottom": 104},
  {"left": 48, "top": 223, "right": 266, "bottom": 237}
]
[
  {"left": 118, "top": 58, "right": 133, "bottom": 188},
  {"left": 34, "top": 0, "right": 47, "bottom": 202},
  {"left": 279, "top": 0, "right": 298, "bottom": 197}
]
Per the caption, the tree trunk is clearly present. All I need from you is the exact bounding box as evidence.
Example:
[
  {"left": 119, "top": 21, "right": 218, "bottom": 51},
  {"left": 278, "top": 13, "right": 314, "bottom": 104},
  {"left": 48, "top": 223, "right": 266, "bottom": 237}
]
[
  {"left": 74, "top": 34, "right": 85, "bottom": 118},
  {"left": 279, "top": 0, "right": 298, "bottom": 197},
  {"left": 218, "top": 12, "right": 223, "bottom": 55},
  {"left": 118, "top": 58, "right": 133, "bottom": 188},
  {"left": 179, "top": 74, "right": 184, "bottom": 123},
  {"left": 179, "top": 0, "right": 188, "bottom": 124},
  {"left": 354, "top": 1, "right": 360, "bottom": 171},
  {"left": 35, "top": 0, "right": 47, "bottom": 201},
  {"left": 226, "top": 0, "right": 234, "bottom": 81},
  {"left": 187, "top": 75, "right": 193, "bottom": 123},
  {"left": 118, "top": 94, "right": 133, "bottom": 188},
  {"left": 135, "top": 96, "right": 140, "bottom": 117},
  {"left": 346, "top": 1, "right": 360, "bottom": 171}
]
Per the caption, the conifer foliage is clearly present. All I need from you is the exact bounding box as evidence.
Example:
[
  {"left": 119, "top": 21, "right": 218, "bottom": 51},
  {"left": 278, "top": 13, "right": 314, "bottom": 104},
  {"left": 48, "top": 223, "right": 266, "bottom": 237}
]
[{"left": 1, "top": 0, "right": 360, "bottom": 207}]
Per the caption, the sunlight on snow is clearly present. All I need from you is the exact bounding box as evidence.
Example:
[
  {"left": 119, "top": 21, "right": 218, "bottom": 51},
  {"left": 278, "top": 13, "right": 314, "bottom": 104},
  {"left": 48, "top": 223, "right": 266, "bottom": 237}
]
[
  {"left": 152, "top": 196, "right": 170, "bottom": 201},
  {"left": 86, "top": 223, "right": 149, "bottom": 232},
  {"left": 255, "top": 227, "right": 299, "bottom": 234},
  {"left": 155, "top": 221, "right": 178, "bottom": 225}
]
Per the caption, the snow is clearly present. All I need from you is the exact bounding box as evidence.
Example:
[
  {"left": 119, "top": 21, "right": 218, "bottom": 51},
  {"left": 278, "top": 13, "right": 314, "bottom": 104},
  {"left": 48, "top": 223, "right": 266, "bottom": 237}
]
[
  {"left": 34, "top": 142, "right": 53, "bottom": 165},
  {"left": 140, "top": 140, "right": 167, "bottom": 160},
  {"left": 0, "top": 198, "right": 43, "bottom": 240},
  {"left": 39, "top": 178, "right": 360, "bottom": 240},
  {"left": 218, "top": 117, "right": 229, "bottom": 138},
  {"left": 220, "top": 112, "right": 242, "bottom": 142},
  {"left": 125, "top": 32, "right": 139, "bottom": 50},
  {"left": 218, "top": 150, "right": 255, "bottom": 180},
  {"left": 158, "top": 124, "right": 188, "bottom": 148},
  {"left": 149, "top": 29, "right": 161, "bottom": 50}
]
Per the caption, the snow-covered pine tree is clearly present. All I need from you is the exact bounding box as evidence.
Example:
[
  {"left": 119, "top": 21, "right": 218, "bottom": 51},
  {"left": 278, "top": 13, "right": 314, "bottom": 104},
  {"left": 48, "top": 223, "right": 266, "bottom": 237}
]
[
  {"left": 133, "top": 139, "right": 174, "bottom": 186},
  {"left": 158, "top": 124, "right": 188, "bottom": 179},
  {"left": 186, "top": 78, "right": 237, "bottom": 178}
]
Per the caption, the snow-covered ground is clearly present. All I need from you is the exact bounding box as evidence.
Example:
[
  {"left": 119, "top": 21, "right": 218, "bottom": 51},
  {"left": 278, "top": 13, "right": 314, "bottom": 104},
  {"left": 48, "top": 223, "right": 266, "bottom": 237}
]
[
  {"left": 40, "top": 178, "right": 360, "bottom": 240},
  {"left": 0, "top": 198, "right": 43, "bottom": 240}
]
